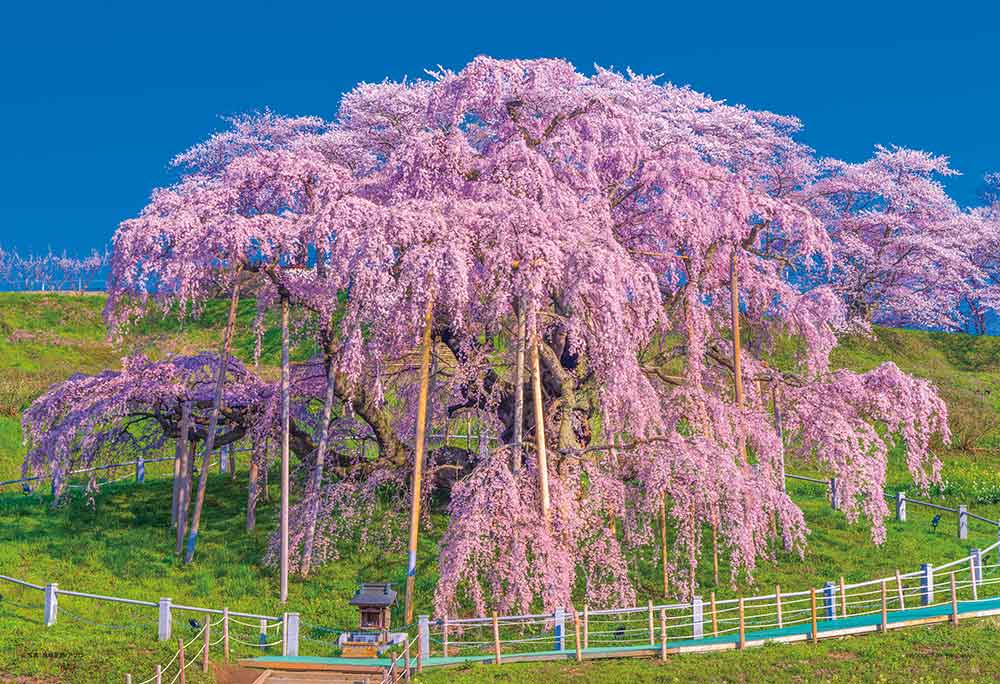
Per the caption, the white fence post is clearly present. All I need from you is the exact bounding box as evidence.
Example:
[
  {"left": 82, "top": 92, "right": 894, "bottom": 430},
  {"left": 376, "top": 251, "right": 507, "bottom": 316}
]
[
  {"left": 553, "top": 607, "right": 566, "bottom": 651},
  {"left": 418, "top": 615, "right": 430, "bottom": 661},
  {"left": 823, "top": 581, "right": 836, "bottom": 619},
  {"left": 692, "top": 596, "right": 704, "bottom": 638},
  {"left": 972, "top": 548, "right": 983, "bottom": 585},
  {"left": 921, "top": 563, "right": 934, "bottom": 606},
  {"left": 282, "top": 612, "right": 299, "bottom": 656},
  {"left": 829, "top": 478, "right": 840, "bottom": 511},
  {"left": 158, "top": 598, "right": 172, "bottom": 641},
  {"left": 43, "top": 583, "right": 58, "bottom": 626},
  {"left": 958, "top": 506, "right": 968, "bottom": 540},
  {"left": 895, "top": 492, "right": 906, "bottom": 522}
]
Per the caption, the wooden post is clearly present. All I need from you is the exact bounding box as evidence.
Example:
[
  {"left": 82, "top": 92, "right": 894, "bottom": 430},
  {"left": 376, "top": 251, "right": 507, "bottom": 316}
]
[
  {"left": 737, "top": 598, "right": 745, "bottom": 649},
  {"left": 492, "top": 612, "right": 502, "bottom": 664},
  {"left": 647, "top": 600, "right": 654, "bottom": 644},
  {"left": 710, "top": 592, "right": 718, "bottom": 637},
  {"left": 895, "top": 570, "right": 905, "bottom": 608},
  {"left": 810, "top": 588, "right": 818, "bottom": 644},
  {"left": 202, "top": 613, "right": 210, "bottom": 673},
  {"left": 154, "top": 664, "right": 161, "bottom": 684},
  {"left": 880, "top": 580, "right": 888, "bottom": 632},
  {"left": 223, "top": 608, "right": 230, "bottom": 662},
  {"left": 573, "top": 611, "right": 583, "bottom": 662},
  {"left": 583, "top": 603, "right": 589, "bottom": 649},
  {"left": 970, "top": 556, "right": 979, "bottom": 601},
  {"left": 178, "top": 639, "right": 186, "bottom": 684},
  {"left": 530, "top": 334, "right": 551, "bottom": 523},
  {"left": 174, "top": 403, "right": 192, "bottom": 555},
  {"left": 659, "top": 608, "right": 667, "bottom": 661},
  {"left": 279, "top": 295, "right": 290, "bottom": 602},
  {"left": 125, "top": 675, "right": 132, "bottom": 684},
  {"left": 950, "top": 572, "right": 959, "bottom": 625},
  {"left": 660, "top": 495, "right": 669, "bottom": 596},
  {"left": 839, "top": 576, "right": 847, "bottom": 618},
  {"left": 775, "top": 585, "right": 783, "bottom": 628},
  {"left": 404, "top": 639, "right": 412, "bottom": 682},
  {"left": 405, "top": 301, "right": 434, "bottom": 625},
  {"left": 442, "top": 616, "right": 449, "bottom": 657}
]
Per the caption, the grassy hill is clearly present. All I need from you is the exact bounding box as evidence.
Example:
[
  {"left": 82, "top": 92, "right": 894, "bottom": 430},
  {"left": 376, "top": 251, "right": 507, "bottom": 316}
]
[{"left": 2, "top": 292, "right": 1000, "bottom": 683}]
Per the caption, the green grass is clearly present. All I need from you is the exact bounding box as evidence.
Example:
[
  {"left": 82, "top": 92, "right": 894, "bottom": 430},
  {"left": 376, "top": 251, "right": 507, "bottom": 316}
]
[{"left": 2, "top": 293, "right": 1000, "bottom": 683}]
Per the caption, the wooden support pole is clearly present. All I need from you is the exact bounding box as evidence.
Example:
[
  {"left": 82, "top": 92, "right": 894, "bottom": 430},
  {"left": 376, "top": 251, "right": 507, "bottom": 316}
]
[
  {"left": 647, "top": 600, "right": 654, "bottom": 644},
  {"left": 512, "top": 302, "right": 526, "bottom": 472},
  {"left": 178, "top": 639, "right": 186, "bottom": 684},
  {"left": 223, "top": 608, "right": 230, "bottom": 662},
  {"left": 710, "top": 592, "right": 718, "bottom": 637},
  {"left": 279, "top": 296, "right": 290, "bottom": 602},
  {"left": 950, "top": 572, "right": 959, "bottom": 625},
  {"left": 202, "top": 613, "right": 210, "bottom": 673},
  {"left": 839, "top": 576, "right": 847, "bottom": 618},
  {"left": 737, "top": 598, "right": 745, "bottom": 649},
  {"left": 895, "top": 570, "right": 905, "bottom": 608},
  {"left": 154, "top": 664, "right": 161, "bottom": 684},
  {"left": 730, "top": 248, "right": 747, "bottom": 460},
  {"left": 880, "top": 580, "right": 888, "bottom": 632},
  {"left": 442, "top": 616, "right": 449, "bottom": 657},
  {"left": 711, "top": 522, "right": 719, "bottom": 586},
  {"left": 492, "top": 612, "right": 502, "bottom": 664},
  {"left": 125, "top": 675, "right": 131, "bottom": 684},
  {"left": 404, "top": 300, "right": 434, "bottom": 625},
  {"left": 573, "top": 611, "right": 583, "bottom": 662},
  {"left": 404, "top": 639, "right": 412, "bottom": 682},
  {"left": 530, "top": 334, "right": 551, "bottom": 523},
  {"left": 810, "top": 589, "right": 818, "bottom": 644},
  {"left": 583, "top": 604, "right": 589, "bottom": 649},
  {"left": 775, "top": 584, "right": 783, "bottom": 628},
  {"left": 660, "top": 495, "right": 669, "bottom": 596},
  {"left": 659, "top": 608, "right": 667, "bottom": 661}
]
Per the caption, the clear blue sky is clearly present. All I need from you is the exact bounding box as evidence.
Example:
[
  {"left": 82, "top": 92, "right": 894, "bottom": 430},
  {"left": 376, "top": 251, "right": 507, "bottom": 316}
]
[{"left": 1, "top": 1, "right": 997, "bottom": 254}]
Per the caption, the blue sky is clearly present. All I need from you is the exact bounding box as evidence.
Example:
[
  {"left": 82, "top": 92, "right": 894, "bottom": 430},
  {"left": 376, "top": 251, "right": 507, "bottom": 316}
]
[{"left": 1, "top": 1, "right": 997, "bottom": 254}]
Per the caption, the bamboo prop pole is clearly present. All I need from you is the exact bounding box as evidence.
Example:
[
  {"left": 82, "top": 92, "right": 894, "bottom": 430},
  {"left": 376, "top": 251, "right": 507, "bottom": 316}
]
[
  {"left": 647, "top": 600, "right": 655, "bottom": 644},
  {"left": 737, "top": 598, "right": 745, "bottom": 649},
  {"left": 441, "top": 616, "right": 450, "bottom": 657},
  {"left": 301, "top": 339, "right": 339, "bottom": 577},
  {"left": 185, "top": 274, "right": 242, "bottom": 565},
  {"left": 512, "top": 303, "right": 526, "bottom": 472},
  {"left": 659, "top": 608, "right": 667, "bottom": 661},
  {"left": 660, "top": 495, "right": 669, "bottom": 596},
  {"left": 279, "top": 296, "right": 290, "bottom": 602},
  {"left": 810, "top": 589, "right": 818, "bottom": 644},
  {"left": 492, "top": 612, "right": 502, "bottom": 664},
  {"left": 404, "top": 301, "right": 434, "bottom": 625},
  {"left": 174, "top": 403, "right": 192, "bottom": 555},
  {"left": 711, "top": 520, "right": 720, "bottom": 586},
  {"left": 950, "top": 572, "right": 959, "bottom": 625},
  {"left": 710, "top": 592, "right": 718, "bottom": 636},
  {"left": 417, "top": 646, "right": 423, "bottom": 673},
  {"left": 404, "top": 639, "right": 412, "bottom": 682},
  {"left": 880, "top": 580, "right": 888, "bottom": 632},
  {"left": 839, "top": 576, "right": 847, "bottom": 618},
  {"left": 775, "top": 584, "right": 783, "bottom": 628},
  {"left": 530, "top": 334, "right": 551, "bottom": 523},
  {"left": 170, "top": 423, "right": 183, "bottom": 526},
  {"left": 583, "top": 603, "right": 589, "bottom": 649},
  {"left": 178, "top": 639, "right": 186, "bottom": 684},
  {"left": 895, "top": 570, "right": 905, "bottom": 608},
  {"left": 730, "top": 248, "right": 747, "bottom": 460},
  {"left": 202, "top": 613, "right": 210, "bottom": 672},
  {"left": 126, "top": 675, "right": 131, "bottom": 684},
  {"left": 223, "top": 608, "right": 230, "bottom": 662},
  {"left": 573, "top": 611, "right": 583, "bottom": 662},
  {"left": 154, "top": 665, "right": 161, "bottom": 684}
]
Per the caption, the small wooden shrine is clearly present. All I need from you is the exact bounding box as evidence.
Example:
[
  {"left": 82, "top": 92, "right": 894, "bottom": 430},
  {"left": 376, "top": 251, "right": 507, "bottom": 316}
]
[{"left": 341, "top": 582, "right": 398, "bottom": 658}]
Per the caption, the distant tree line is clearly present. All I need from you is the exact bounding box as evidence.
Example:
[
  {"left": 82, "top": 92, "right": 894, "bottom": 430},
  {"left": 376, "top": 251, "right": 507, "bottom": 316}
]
[{"left": 0, "top": 245, "right": 109, "bottom": 292}]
